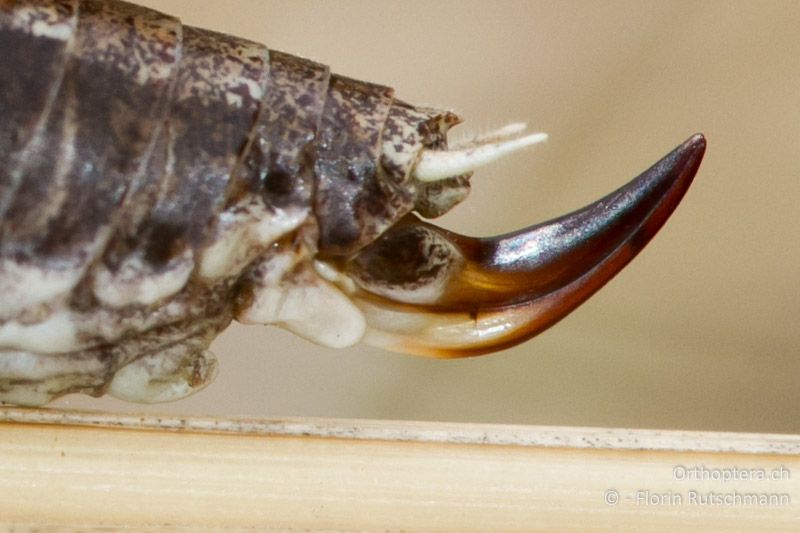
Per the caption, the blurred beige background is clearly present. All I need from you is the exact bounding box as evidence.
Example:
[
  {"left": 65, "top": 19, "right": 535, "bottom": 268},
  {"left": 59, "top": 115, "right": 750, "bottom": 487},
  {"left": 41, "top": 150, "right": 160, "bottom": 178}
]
[{"left": 59, "top": 0, "right": 800, "bottom": 433}]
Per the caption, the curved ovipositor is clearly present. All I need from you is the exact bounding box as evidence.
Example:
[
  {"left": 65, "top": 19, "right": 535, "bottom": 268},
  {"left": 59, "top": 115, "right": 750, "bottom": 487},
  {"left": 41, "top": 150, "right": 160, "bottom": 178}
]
[
  {"left": 346, "top": 135, "right": 705, "bottom": 356},
  {"left": 0, "top": 0, "right": 705, "bottom": 405}
]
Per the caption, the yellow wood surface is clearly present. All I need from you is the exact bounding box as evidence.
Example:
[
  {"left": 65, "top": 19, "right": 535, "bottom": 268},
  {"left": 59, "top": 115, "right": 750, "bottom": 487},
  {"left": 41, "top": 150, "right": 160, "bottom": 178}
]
[{"left": 0, "top": 408, "right": 798, "bottom": 531}]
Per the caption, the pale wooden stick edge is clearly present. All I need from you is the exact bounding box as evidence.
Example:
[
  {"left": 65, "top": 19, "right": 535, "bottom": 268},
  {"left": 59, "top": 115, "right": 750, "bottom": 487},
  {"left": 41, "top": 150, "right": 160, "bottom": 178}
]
[{"left": 1, "top": 406, "right": 798, "bottom": 455}]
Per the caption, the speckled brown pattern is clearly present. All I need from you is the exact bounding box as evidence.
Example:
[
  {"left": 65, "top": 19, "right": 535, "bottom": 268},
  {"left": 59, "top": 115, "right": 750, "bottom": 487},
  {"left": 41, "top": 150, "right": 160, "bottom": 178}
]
[
  {"left": 124, "top": 25, "right": 269, "bottom": 267},
  {"left": 0, "top": 0, "right": 77, "bottom": 220},
  {"left": 380, "top": 103, "right": 470, "bottom": 218},
  {"left": 0, "top": 0, "right": 184, "bottom": 339},
  {"left": 313, "top": 75, "right": 397, "bottom": 256},
  {"left": 2, "top": 0, "right": 180, "bottom": 258},
  {"left": 233, "top": 50, "right": 329, "bottom": 211}
]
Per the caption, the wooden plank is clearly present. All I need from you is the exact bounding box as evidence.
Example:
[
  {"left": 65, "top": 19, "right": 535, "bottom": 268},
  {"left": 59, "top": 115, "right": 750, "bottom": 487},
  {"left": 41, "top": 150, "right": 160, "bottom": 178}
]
[{"left": 1, "top": 407, "right": 798, "bottom": 531}]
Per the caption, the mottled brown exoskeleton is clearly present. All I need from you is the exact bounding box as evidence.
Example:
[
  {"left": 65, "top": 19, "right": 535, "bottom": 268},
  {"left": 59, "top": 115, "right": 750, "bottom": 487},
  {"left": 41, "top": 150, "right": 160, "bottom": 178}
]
[{"left": 0, "top": 0, "right": 705, "bottom": 405}]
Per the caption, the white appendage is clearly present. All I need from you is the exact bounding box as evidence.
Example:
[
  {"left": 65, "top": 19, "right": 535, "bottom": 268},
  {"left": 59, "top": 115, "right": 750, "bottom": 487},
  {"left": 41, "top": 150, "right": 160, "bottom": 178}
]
[{"left": 414, "top": 124, "right": 547, "bottom": 182}]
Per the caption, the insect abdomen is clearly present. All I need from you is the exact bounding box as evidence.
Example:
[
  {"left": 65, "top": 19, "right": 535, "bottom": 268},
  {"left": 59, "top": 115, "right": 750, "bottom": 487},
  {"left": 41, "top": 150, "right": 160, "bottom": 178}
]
[
  {"left": 0, "top": 0, "right": 452, "bottom": 405},
  {"left": 0, "top": 0, "right": 341, "bottom": 403}
]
